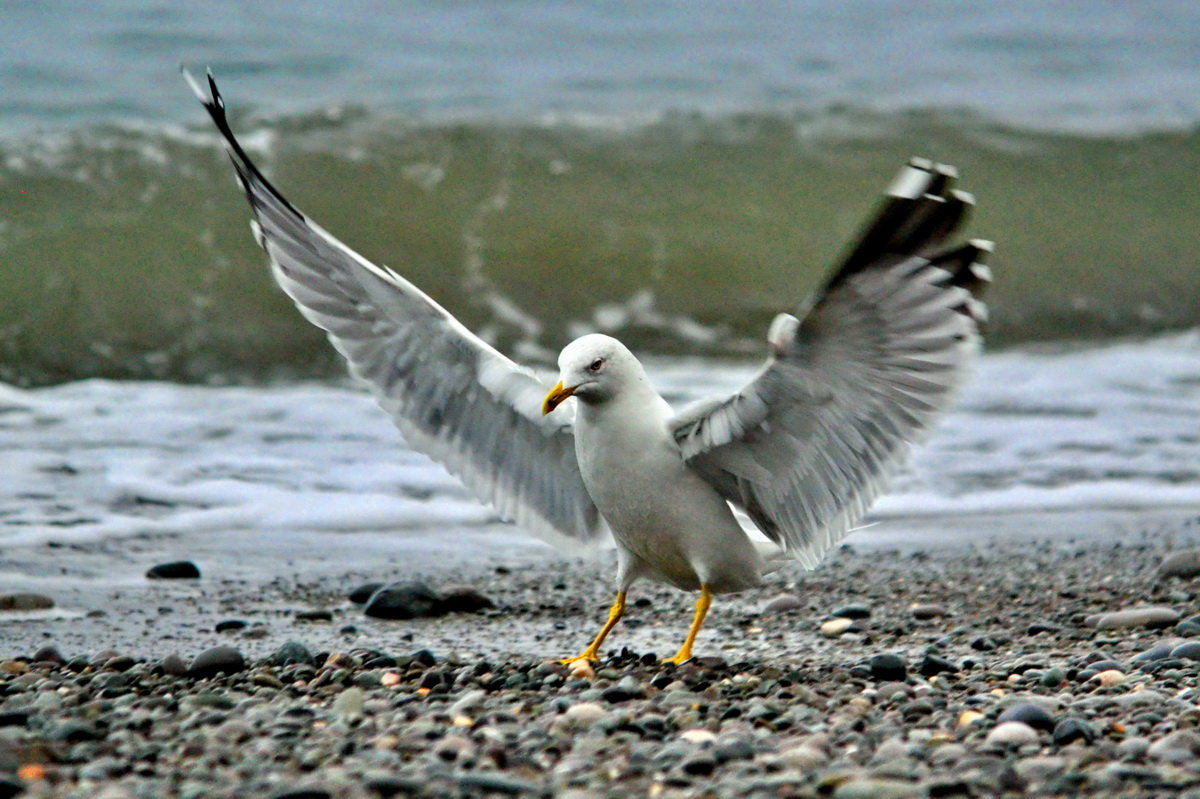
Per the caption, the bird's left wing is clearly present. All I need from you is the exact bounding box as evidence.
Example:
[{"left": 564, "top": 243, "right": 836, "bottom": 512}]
[
  {"left": 670, "top": 159, "right": 991, "bottom": 568},
  {"left": 186, "top": 69, "right": 606, "bottom": 551}
]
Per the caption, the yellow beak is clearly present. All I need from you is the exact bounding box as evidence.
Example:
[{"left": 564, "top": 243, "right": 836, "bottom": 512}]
[{"left": 542, "top": 381, "right": 576, "bottom": 415}]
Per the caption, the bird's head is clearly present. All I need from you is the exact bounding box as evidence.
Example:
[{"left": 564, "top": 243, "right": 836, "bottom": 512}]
[{"left": 542, "top": 334, "right": 639, "bottom": 415}]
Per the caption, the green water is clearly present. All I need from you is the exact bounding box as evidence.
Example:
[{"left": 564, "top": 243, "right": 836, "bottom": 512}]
[{"left": 2, "top": 109, "right": 1198, "bottom": 386}]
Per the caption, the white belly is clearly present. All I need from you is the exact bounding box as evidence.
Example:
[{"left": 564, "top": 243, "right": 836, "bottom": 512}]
[{"left": 576, "top": 402, "right": 764, "bottom": 593}]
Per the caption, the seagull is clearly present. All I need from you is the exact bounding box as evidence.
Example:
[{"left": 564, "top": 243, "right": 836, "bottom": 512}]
[{"left": 186, "top": 69, "right": 992, "bottom": 665}]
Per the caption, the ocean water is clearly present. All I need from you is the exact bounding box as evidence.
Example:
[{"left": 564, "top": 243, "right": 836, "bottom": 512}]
[
  {"left": 1, "top": 333, "right": 1198, "bottom": 566},
  {"left": 1, "top": 3, "right": 1198, "bottom": 568},
  {"left": 2, "top": 1, "right": 1199, "bottom": 385}
]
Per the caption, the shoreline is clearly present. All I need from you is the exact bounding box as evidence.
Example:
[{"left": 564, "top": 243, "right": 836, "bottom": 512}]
[{"left": 3, "top": 510, "right": 1200, "bottom": 796}]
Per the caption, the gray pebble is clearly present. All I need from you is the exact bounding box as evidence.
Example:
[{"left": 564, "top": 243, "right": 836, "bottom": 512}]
[
  {"left": 145, "top": 561, "right": 201, "bottom": 580},
  {"left": 1171, "top": 641, "right": 1200, "bottom": 661},
  {"left": 910, "top": 603, "right": 950, "bottom": 619},
  {"left": 363, "top": 581, "right": 442, "bottom": 619},
  {"left": 1156, "top": 548, "right": 1200, "bottom": 580},
  {"left": 869, "top": 653, "right": 907, "bottom": 681},
  {"left": 1052, "top": 717, "right": 1097, "bottom": 746},
  {"left": 985, "top": 721, "right": 1040, "bottom": 748},
  {"left": 0, "top": 592, "right": 54, "bottom": 611},
  {"left": 998, "top": 703, "right": 1056, "bottom": 733},
  {"left": 188, "top": 645, "right": 246, "bottom": 679},
  {"left": 1087, "top": 607, "right": 1180, "bottom": 630},
  {"left": 832, "top": 604, "right": 872, "bottom": 620},
  {"left": 1131, "top": 643, "right": 1174, "bottom": 663},
  {"left": 1148, "top": 730, "right": 1200, "bottom": 762},
  {"left": 762, "top": 594, "right": 803, "bottom": 614}
]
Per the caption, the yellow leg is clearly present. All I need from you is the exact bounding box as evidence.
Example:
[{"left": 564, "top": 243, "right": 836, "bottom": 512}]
[
  {"left": 664, "top": 584, "right": 712, "bottom": 665},
  {"left": 560, "top": 591, "right": 626, "bottom": 664}
]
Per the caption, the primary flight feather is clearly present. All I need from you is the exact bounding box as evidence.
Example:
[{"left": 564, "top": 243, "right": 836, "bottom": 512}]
[{"left": 187, "top": 69, "right": 992, "bottom": 664}]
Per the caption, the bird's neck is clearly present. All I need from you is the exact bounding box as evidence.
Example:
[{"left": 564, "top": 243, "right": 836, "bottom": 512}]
[{"left": 576, "top": 380, "right": 672, "bottom": 438}]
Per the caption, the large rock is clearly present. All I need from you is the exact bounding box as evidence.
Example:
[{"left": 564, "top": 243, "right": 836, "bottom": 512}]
[
  {"left": 146, "top": 561, "right": 201, "bottom": 579},
  {"left": 1086, "top": 607, "right": 1180, "bottom": 630},
  {"left": 188, "top": 646, "right": 246, "bottom": 678},
  {"left": 1156, "top": 549, "right": 1200, "bottom": 580},
  {"left": 363, "top": 581, "right": 443, "bottom": 619},
  {"left": 0, "top": 592, "right": 54, "bottom": 611},
  {"left": 362, "top": 581, "right": 495, "bottom": 619}
]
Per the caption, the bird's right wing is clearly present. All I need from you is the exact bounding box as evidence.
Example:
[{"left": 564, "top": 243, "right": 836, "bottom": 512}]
[
  {"left": 186, "top": 69, "right": 607, "bottom": 552},
  {"left": 671, "top": 160, "right": 991, "bottom": 568}
]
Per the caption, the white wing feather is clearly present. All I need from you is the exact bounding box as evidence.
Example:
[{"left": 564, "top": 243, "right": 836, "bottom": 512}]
[
  {"left": 187, "top": 69, "right": 607, "bottom": 552},
  {"left": 672, "top": 160, "right": 992, "bottom": 568}
]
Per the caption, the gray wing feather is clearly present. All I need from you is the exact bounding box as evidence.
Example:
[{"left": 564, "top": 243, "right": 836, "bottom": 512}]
[
  {"left": 672, "top": 159, "right": 992, "bottom": 568},
  {"left": 187, "top": 69, "right": 606, "bottom": 551}
]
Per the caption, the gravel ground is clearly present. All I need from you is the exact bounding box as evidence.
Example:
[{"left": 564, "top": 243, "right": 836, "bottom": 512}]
[{"left": 4, "top": 516, "right": 1200, "bottom": 797}]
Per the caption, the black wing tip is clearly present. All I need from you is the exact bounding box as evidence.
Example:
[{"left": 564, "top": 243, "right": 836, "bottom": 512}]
[
  {"left": 827, "top": 157, "right": 987, "bottom": 289},
  {"left": 184, "top": 67, "right": 304, "bottom": 220}
]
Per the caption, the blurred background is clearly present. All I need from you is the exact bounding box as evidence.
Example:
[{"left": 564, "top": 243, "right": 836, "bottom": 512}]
[{"left": 2, "top": 0, "right": 1198, "bottom": 386}]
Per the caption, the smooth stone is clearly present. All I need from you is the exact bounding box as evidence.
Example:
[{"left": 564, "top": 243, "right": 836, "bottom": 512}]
[
  {"left": 832, "top": 604, "right": 872, "bottom": 620},
  {"left": 188, "top": 645, "right": 246, "bottom": 678},
  {"left": 0, "top": 712, "right": 29, "bottom": 728},
  {"left": 1052, "top": 717, "right": 1098, "bottom": 746},
  {"left": 271, "top": 788, "right": 332, "bottom": 799},
  {"left": 362, "top": 581, "right": 442, "bottom": 619},
  {"left": 680, "top": 753, "right": 717, "bottom": 776},
  {"left": 833, "top": 779, "right": 923, "bottom": 799},
  {"left": 779, "top": 744, "right": 828, "bottom": 769},
  {"left": 160, "top": 654, "right": 189, "bottom": 677},
  {"left": 31, "top": 645, "right": 65, "bottom": 664},
  {"left": 918, "top": 654, "right": 958, "bottom": 676},
  {"left": 455, "top": 774, "right": 540, "bottom": 795},
  {"left": 910, "top": 603, "right": 950, "bottom": 619},
  {"left": 762, "top": 594, "right": 803, "bottom": 614},
  {"left": 348, "top": 582, "right": 384, "bottom": 604},
  {"left": 145, "top": 561, "right": 201, "bottom": 579},
  {"left": 602, "top": 675, "right": 646, "bottom": 703},
  {"left": 821, "top": 618, "right": 854, "bottom": 638},
  {"left": 1039, "top": 667, "right": 1066, "bottom": 688},
  {"left": 449, "top": 689, "right": 487, "bottom": 717},
  {"left": 295, "top": 609, "right": 333, "bottom": 622},
  {"left": 1014, "top": 755, "right": 1066, "bottom": 783},
  {"left": 268, "top": 641, "right": 317, "bottom": 668},
  {"left": 1088, "top": 607, "right": 1180, "bottom": 630},
  {"left": 1131, "top": 643, "right": 1174, "bottom": 663},
  {"left": 49, "top": 721, "right": 103, "bottom": 742},
  {"left": 714, "top": 736, "right": 755, "bottom": 763},
  {"left": 868, "top": 653, "right": 907, "bottom": 682},
  {"left": 437, "top": 585, "right": 496, "bottom": 614},
  {"left": 214, "top": 619, "right": 247, "bottom": 633},
  {"left": 1148, "top": 730, "right": 1200, "bottom": 762},
  {"left": 563, "top": 702, "right": 609, "bottom": 726},
  {"left": 1090, "top": 669, "right": 1126, "bottom": 686},
  {"left": 680, "top": 728, "right": 717, "bottom": 744},
  {"left": 1157, "top": 549, "right": 1200, "bottom": 580},
  {"left": 1117, "top": 737, "right": 1150, "bottom": 760},
  {"left": 985, "top": 721, "right": 1040, "bottom": 748},
  {"left": 331, "top": 687, "right": 364, "bottom": 721},
  {"left": 955, "top": 710, "right": 984, "bottom": 729},
  {"left": 997, "top": 703, "right": 1056, "bottom": 733},
  {"left": 1171, "top": 641, "right": 1200, "bottom": 661},
  {"left": 0, "top": 592, "right": 54, "bottom": 611},
  {"left": 78, "top": 756, "right": 122, "bottom": 781},
  {"left": 1175, "top": 616, "right": 1200, "bottom": 636}
]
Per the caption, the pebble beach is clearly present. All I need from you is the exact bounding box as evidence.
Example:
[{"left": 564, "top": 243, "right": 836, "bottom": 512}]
[{"left": 5, "top": 513, "right": 1200, "bottom": 798}]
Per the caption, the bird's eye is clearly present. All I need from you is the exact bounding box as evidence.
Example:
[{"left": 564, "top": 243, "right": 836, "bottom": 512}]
[{"left": 588, "top": 358, "right": 604, "bottom": 373}]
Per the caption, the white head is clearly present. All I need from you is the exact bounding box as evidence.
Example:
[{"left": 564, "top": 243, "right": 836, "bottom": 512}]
[{"left": 542, "top": 334, "right": 645, "bottom": 414}]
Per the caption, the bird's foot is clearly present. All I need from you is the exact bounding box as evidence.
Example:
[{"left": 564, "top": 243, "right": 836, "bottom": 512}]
[
  {"left": 662, "top": 650, "right": 693, "bottom": 666},
  {"left": 557, "top": 652, "right": 600, "bottom": 666}
]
